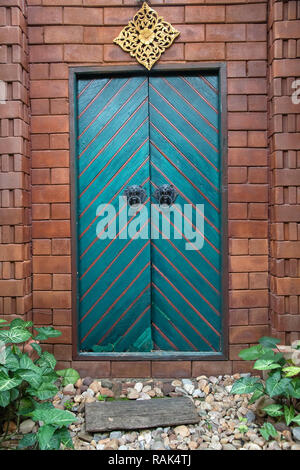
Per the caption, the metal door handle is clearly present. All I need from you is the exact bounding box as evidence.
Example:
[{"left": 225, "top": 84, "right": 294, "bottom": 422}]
[
  {"left": 153, "top": 184, "right": 178, "bottom": 207},
  {"left": 124, "top": 185, "right": 147, "bottom": 206}
]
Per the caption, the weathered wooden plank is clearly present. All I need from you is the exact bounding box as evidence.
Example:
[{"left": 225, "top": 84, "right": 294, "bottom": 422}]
[{"left": 85, "top": 397, "right": 199, "bottom": 432}]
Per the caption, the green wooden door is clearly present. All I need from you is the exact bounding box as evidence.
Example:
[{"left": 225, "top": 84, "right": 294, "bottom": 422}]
[{"left": 75, "top": 72, "right": 222, "bottom": 354}]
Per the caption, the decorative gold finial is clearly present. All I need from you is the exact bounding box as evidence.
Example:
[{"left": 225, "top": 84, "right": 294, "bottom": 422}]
[{"left": 113, "top": 2, "right": 180, "bottom": 71}]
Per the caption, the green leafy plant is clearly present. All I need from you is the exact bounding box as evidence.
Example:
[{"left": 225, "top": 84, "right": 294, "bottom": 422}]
[
  {"left": 237, "top": 416, "right": 249, "bottom": 434},
  {"left": 63, "top": 400, "right": 74, "bottom": 411},
  {"left": 230, "top": 336, "right": 300, "bottom": 429},
  {"left": 0, "top": 318, "right": 78, "bottom": 450},
  {"left": 259, "top": 422, "right": 278, "bottom": 441}
]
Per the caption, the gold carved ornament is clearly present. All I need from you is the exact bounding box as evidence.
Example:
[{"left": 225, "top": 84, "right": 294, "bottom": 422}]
[{"left": 113, "top": 2, "right": 180, "bottom": 71}]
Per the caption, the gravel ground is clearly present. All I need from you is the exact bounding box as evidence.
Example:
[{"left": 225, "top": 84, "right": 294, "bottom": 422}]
[{"left": 49, "top": 374, "right": 300, "bottom": 451}]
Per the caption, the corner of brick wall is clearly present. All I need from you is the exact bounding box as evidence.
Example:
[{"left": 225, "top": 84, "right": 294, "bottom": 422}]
[
  {"left": 0, "top": 0, "right": 32, "bottom": 323},
  {"left": 268, "top": 0, "right": 300, "bottom": 344}
]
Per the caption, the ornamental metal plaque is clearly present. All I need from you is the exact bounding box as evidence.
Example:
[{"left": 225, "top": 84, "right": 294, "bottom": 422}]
[{"left": 113, "top": 2, "right": 180, "bottom": 70}]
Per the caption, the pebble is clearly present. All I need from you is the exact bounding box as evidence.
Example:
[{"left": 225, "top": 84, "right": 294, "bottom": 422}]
[
  {"left": 19, "top": 419, "right": 35, "bottom": 434},
  {"left": 174, "top": 425, "right": 190, "bottom": 438},
  {"left": 292, "top": 427, "right": 300, "bottom": 442},
  {"left": 63, "top": 384, "right": 76, "bottom": 395}
]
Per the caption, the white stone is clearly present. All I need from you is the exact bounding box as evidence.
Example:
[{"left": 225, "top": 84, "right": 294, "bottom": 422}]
[
  {"left": 134, "top": 382, "right": 143, "bottom": 393},
  {"left": 174, "top": 425, "right": 190, "bottom": 438},
  {"left": 19, "top": 419, "right": 35, "bottom": 434}
]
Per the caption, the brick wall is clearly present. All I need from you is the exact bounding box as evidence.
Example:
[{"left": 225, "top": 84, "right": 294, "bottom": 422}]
[
  {"left": 0, "top": 1, "right": 32, "bottom": 324},
  {"left": 268, "top": 0, "right": 300, "bottom": 343},
  {"left": 1, "top": 0, "right": 299, "bottom": 378},
  {"left": 26, "top": 0, "right": 271, "bottom": 377}
]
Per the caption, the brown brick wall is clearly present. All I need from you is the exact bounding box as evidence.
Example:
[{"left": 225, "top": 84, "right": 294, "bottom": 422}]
[
  {"left": 0, "top": 0, "right": 299, "bottom": 378},
  {"left": 268, "top": 0, "right": 300, "bottom": 344},
  {"left": 0, "top": 0, "right": 32, "bottom": 324}
]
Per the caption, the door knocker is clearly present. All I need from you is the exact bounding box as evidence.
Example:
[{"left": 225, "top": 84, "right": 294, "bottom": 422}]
[
  {"left": 153, "top": 184, "right": 178, "bottom": 208},
  {"left": 124, "top": 185, "right": 147, "bottom": 207}
]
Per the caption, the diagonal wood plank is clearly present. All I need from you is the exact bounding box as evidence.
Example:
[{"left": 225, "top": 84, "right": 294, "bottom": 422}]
[{"left": 85, "top": 397, "right": 199, "bottom": 432}]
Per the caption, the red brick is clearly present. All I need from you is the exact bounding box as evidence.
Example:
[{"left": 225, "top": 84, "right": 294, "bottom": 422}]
[
  {"left": 230, "top": 325, "right": 269, "bottom": 344},
  {"left": 229, "top": 308, "right": 248, "bottom": 326},
  {"left": 206, "top": 24, "right": 245, "bottom": 41},
  {"left": 71, "top": 361, "right": 111, "bottom": 377},
  {"left": 229, "top": 239, "right": 249, "bottom": 255},
  {"left": 247, "top": 24, "right": 267, "bottom": 41},
  {"left": 249, "top": 239, "right": 268, "bottom": 255},
  {"left": 33, "top": 239, "right": 51, "bottom": 255},
  {"left": 53, "top": 344, "right": 72, "bottom": 361},
  {"left": 103, "top": 45, "right": 135, "bottom": 62},
  {"left": 248, "top": 131, "right": 267, "bottom": 148},
  {"left": 31, "top": 99, "right": 50, "bottom": 115},
  {"left": 53, "top": 308, "right": 72, "bottom": 325},
  {"left": 32, "top": 220, "right": 71, "bottom": 238},
  {"left": 247, "top": 61, "right": 267, "bottom": 77},
  {"left": 172, "top": 24, "right": 204, "bottom": 43},
  {"left": 228, "top": 167, "right": 247, "bottom": 184},
  {"left": 33, "top": 273, "right": 52, "bottom": 290},
  {"left": 192, "top": 361, "right": 232, "bottom": 377},
  {"left": 151, "top": 361, "right": 191, "bottom": 378},
  {"left": 273, "top": 59, "right": 300, "bottom": 77},
  {"left": 230, "top": 256, "right": 268, "bottom": 273},
  {"left": 274, "top": 20, "right": 300, "bottom": 39},
  {"left": 249, "top": 308, "right": 269, "bottom": 325},
  {"left": 229, "top": 184, "right": 268, "bottom": 203},
  {"left": 229, "top": 149, "right": 267, "bottom": 166},
  {"left": 32, "top": 203, "right": 50, "bottom": 220},
  {"left": 185, "top": 43, "right": 225, "bottom": 61},
  {"left": 274, "top": 205, "right": 300, "bottom": 222},
  {"left": 32, "top": 168, "right": 51, "bottom": 185},
  {"left": 33, "top": 291, "right": 71, "bottom": 309},
  {"left": 51, "top": 203, "right": 70, "bottom": 219},
  {"left": 227, "top": 42, "right": 266, "bottom": 60},
  {"left": 228, "top": 203, "right": 247, "bottom": 219},
  {"left": 31, "top": 80, "right": 68, "bottom": 99},
  {"left": 248, "top": 203, "right": 268, "bottom": 219},
  {"left": 111, "top": 362, "right": 151, "bottom": 378},
  {"left": 275, "top": 314, "right": 300, "bottom": 332},
  {"left": 0, "top": 244, "right": 24, "bottom": 261},
  {"left": 44, "top": 26, "right": 83, "bottom": 43},
  {"left": 28, "top": 26, "right": 43, "bottom": 44},
  {"left": 84, "top": 26, "right": 120, "bottom": 44},
  {"left": 228, "top": 95, "right": 247, "bottom": 112},
  {"left": 230, "top": 290, "right": 268, "bottom": 308},
  {"left": 53, "top": 274, "right": 71, "bottom": 290},
  {"left": 33, "top": 256, "right": 71, "bottom": 273},
  {"left": 33, "top": 310, "right": 53, "bottom": 325},
  {"left": 32, "top": 150, "right": 69, "bottom": 168},
  {"left": 186, "top": 5, "right": 225, "bottom": 23},
  {"left": 50, "top": 63, "right": 69, "bottom": 79},
  {"left": 274, "top": 241, "right": 300, "bottom": 258},
  {"left": 30, "top": 64, "right": 49, "bottom": 79},
  {"left": 28, "top": 6, "right": 63, "bottom": 24},
  {"left": 227, "top": 61, "right": 246, "bottom": 78},
  {"left": 0, "top": 280, "right": 25, "bottom": 296},
  {"left": 52, "top": 239, "right": 71, "bottom": 255},
  {"left": 230, "top": 273, "right": 248, "bottom": 290},
  {"left": 31, "top": 115, "right": 69, "bottom": 134},
  {"left": 276, "top": 278, "right": 300, "bottom": 295},
  {"left": 0, "top": 208, "right": 23, "bottom": 225},
  {"left": 30, "top": 45, "right": 63, "bottom": 63},
  {"left": 228, "top": 112, "right": 267, "bottom": 130},
  {"left": 50, "top": 98, "right": 68, "bottom": 115},
  {"left": 274, "top": 168, "right": 300, "bottom": 187},
  {"left": 64, "top": 7, "right": 103, "bottom": 25},
  {"left": 228, "top": 131, "right": 247, "bottom": 147},
  {"left": 64, "top": 44, "right": 103, "bottom": 62},
  {"left": 249, "top": 272, "right": 268, "bottom": 289},
  {"left": 32, "top": 185, "right": 70, "bottom": 203},
  {"left": 51, "top": 168, "right": 69, "bottom": 184},
  {"left": 228, "top": 78, "right": 266, "bottom": 95},
  {"left": 229, "top": 220, "right": 268, "bottom": 238},
  {"left": 248, "top": 95, "right": 267, "bottom": 112},
  {"left": 226, "top": 4, "right": 266, "bottom": 23}
]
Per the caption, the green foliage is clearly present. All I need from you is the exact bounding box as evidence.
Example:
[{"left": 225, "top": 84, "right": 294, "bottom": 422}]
[
  {"left": 259, "top": 422, "right": 278, "bottom": 441},
  {"left": 0, "top": 318, "right": 78, "bottom": 450},
  {"left": 56, "top": 368, "right": 80, "bottom": 386},
  {"left": 231, "top": 336, "right": 300, "bottom": 430}
]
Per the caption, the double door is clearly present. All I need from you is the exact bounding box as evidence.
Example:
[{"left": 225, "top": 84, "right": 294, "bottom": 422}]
[{"left": 75, "top": 71, "right": 223, "bottom": 354}]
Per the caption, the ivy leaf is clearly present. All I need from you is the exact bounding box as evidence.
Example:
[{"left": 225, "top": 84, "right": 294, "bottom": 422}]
[
  {"left": 10, "top": 387, "right": 19, "bottom": 402},
  {"left": 0, "top": 390, "right": 10, "bottom": 407},
  {"left": 248, "top": 387, "right": 265, "bottom": 405},
  {"left": 37, "top": 424, "right": 57, "bottom": 450},
  {"left": 17, "top": 433, "right": 37, "bottom": 449},
  {"left": 10, "top": 319, "right": 33, "bottom": 329},
  {"left": 27, "top": 382, "right": 58, "bottom": 401},
  {"left": 56, "top": 368, "right": 80, "bottom": 386},
  {"left": 34, "top": 327, "right": 62, "bottom": 341},
  {"left": 259, "top": 336, "right": 281, "bottom": 349},
  {"left": 30, "top": 342, "right": 42, "bottom": 357},
  {"left": 17, "top": 397, "right": 35, "bottom": 416},
  {"left": 260, "top": 422, "right": 278, "bottom": 441},
  {"left": 16, "top": 369, "right": 43, "bottom": 389},
  {"left": 284, "top": 405, "right": 295, "bottom": 426},
  {"left": 0, "top": 327, "right": 32, "bottom": 344},
  {"left": 4, "top": 347, "right": 20, "bottom": 371},
  {"left": 282, "top": 366, "right": 300, "bottom": 377},
  {"left": 54, "top": 427, "right": 74, "bottom": 449},
  {"left": 239, "top": 345, "right": 268, "bottom": 361},
  {"left": 0, "top": 371, "right": 22, "bottom": 391},
  {"left": 291, "top": 414, "right": 300, "bottom": 425},
  {"left": 262, "top": 403, "right": 283, "bottom": 417},
  {"left": 265, "top": 371, "right": 291, "bottom": 398},
  {"left": 30, "top": 407, "right": 77, "bottom": 427},
  {"left": 36, "top": 351, "right": 56, "bottom": 371},
  {"left": 231, "top": 376, "right": 262, "bottom": 395}
]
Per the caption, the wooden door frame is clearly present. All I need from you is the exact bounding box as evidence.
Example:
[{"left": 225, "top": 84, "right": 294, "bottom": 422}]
[{"left": 69, "top": 62, "right": 228, "bottom": 361}]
